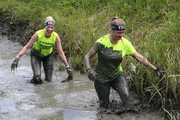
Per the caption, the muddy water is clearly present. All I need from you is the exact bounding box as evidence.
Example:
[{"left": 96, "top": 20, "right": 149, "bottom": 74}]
[{"left": 0, "top": 35, "right": 164, "bottom": 120}]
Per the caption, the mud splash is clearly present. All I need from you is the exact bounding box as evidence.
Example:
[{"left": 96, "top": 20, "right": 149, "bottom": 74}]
[{"left": 0, "top": 35, "right": 164, "bottom": 120}]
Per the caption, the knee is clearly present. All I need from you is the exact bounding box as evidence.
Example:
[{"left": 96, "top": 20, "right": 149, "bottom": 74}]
[
  {"left": 120, "top": 88, "right": 130, "bottom": 99},
  {"left": 44, "top": 64, "right": 53, "bottom": 70}
]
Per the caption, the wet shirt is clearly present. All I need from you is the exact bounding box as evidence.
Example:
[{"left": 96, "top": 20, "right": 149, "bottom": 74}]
[
  {"left": 32, "top": 29, "right": 57, "bottom": 56},
  {"left": 92, "top": 34, "right": 136, "bottom": 83}
]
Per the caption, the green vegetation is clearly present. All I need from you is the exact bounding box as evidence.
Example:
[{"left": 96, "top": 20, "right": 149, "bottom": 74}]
[{"left": 0, "top": 0, "right": 180, "bottom": 119}]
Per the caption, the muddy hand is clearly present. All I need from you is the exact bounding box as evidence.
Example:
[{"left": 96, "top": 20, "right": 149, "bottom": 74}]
[
  {"left": 87, "top": 68, "right": 97, "bottom": 81},
  {"left": 154, "top": 68, "right": 166, "bottom": 76},
  {"left": 61, "top": 67, "right": 73, "bottom": 83},
  {"left": 61, "top": 76, "right": 73, "bottom": 83},
  {"left": 11, "top": 59, "right": 19, "bottom": 71}
]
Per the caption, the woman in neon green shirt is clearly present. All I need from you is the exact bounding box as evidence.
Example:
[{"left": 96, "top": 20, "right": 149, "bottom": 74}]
[
  {"left": 84, "top": 17, "right": 164, "bottom": 108},
  {"left": 11, "top": 16, "right": 73, "bottom": 84}
]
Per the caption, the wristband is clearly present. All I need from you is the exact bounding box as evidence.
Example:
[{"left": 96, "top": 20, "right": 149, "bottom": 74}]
[
  {"left": 15, "top": 55, "right": 21, "bottom": 60},
  {"left": 65, "top": 65, "right": 69, "bottom": 68}
]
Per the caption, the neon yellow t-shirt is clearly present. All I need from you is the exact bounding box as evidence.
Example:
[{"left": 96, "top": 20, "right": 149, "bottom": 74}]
[
  {"left": 32, "top": 29, "right": 57, "bottom": 56},
  {"left": 92, "top": 34, "right": 136, "bottom": 83}
]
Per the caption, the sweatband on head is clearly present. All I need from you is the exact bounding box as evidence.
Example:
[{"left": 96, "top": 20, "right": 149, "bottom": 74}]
[
  {"left": 44, "top": 21, "right": 55, "bottom": 26},
  {"left": 111, "top": 25, "right": 125, "bottom": 30}
]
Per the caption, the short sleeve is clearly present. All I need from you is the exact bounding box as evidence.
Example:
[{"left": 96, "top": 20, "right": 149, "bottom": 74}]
[
  {"left": 123, "top": 40, "right": 136, "bottom": 55},
  {"left": 91, "top": 42, "right": 102, "bottom": 52}
]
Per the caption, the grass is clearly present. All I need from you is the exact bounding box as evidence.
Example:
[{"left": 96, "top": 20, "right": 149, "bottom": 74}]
[{"left": 1, "top": 0, "right": 180, "bottom": 119}]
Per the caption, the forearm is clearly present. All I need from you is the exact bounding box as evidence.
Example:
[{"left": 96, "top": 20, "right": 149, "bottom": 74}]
[
  {"left": 137, "top": 57, "right": 157, "bottom": 70},
  {"left": 16, "top": 46, "right": 30, "bottom": 60},
  {"left": 59, "top": 53, "right": 69, "bottom": 66},
  {"left": 83, "top": 49, "right": 96, "bottom": 71},
  {"left": 83, "top": 55, "right": 91, "bottom": 70}
]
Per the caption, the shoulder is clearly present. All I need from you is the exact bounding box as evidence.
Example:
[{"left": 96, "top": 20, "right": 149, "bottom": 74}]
[
  {"left": 96, "top": 34, "right": 110, "bottom": 43},
  {"left": 92, "top": 35, "right": 109, "bottom": 51},
  {"left": 121, "top": 37, "right": 130, "bottom": 42},
  {"left": 52, "top": 31, "right": 58, "bottom": 36},
  {"left": 36, "top": 29, "right": 44, "bottom": 34},
  {"left": 121, "top": 37, "right": 133, "bottom": 45}
]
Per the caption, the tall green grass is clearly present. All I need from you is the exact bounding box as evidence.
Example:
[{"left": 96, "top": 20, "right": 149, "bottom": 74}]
[{"left": 1, "top": 0, "right": 180, "bottom": 119}]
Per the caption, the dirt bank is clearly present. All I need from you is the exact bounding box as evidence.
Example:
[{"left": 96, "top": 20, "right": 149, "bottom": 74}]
[{"left": 0, "top": 15, "right": 34, "bottom": 45}]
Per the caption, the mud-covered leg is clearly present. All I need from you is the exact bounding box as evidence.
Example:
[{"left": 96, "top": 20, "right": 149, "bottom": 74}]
[
  {"left": 43, "top": 53, "right": 53, "bottom": 82},
  {"left": 112, "top": 73, "right": 131, "bottom": 107},
  {"left": 44, "top": 67, "right": 53, "bottom": 82},
  {"left": 94, "top": 80, "right": 111, "bottom": 108},
  {"left": 113, "top": 73, "right": 140, "bottom": 114},
  {"left": 30, "top": 52, "right": 43, "bottom": 84}
]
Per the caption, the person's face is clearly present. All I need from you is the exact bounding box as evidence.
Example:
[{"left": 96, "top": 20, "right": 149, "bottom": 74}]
[
  {"left": 111, "top": 30, "right": 125, "bottom": 40},
  {"left": 45, "top": 25, "right": 55, "bottom": 34}
]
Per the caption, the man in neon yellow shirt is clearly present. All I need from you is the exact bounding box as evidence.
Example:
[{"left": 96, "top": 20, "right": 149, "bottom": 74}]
[
  {"left": 84, "top": 17, "right": 164, "bottom": 108},
  {"left": 11, "top": 16, "right": 73, "bottom": 84}
]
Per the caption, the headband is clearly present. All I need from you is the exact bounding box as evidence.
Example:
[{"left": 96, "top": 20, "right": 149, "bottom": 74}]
[
  {"left": 44, "top": 21, "right": 55, "bottom": 26},
  {"left": 111, "top": 25, "right": 125, "bottom": 30}
]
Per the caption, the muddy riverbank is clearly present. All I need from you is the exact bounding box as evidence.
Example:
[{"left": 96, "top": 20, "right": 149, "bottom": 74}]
[{"left": 0, "top": 15, "right": 34, "bottom": 46}]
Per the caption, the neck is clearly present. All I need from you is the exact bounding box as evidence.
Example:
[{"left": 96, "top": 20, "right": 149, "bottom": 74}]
[
  {"left": 110, "top": 35, "right": 120, "bottom": 45},
  {"left": 44, "top": 31, "right": 51, "bottom": 38},
  {"left": 45, "top": 34, "right": 51, "bottom": 38}
]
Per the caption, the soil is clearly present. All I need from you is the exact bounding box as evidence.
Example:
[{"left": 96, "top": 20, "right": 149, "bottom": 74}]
[{"left": 0, "top": 15, "right": 34, "bottom": 45}]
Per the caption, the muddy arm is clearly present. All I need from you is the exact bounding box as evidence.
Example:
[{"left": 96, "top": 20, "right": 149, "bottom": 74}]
[{"left": 83, "top": 49, "right": 96, "bottom": 71}]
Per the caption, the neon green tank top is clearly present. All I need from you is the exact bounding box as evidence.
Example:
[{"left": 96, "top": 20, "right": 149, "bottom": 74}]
[
  {"left": 92, "top": 34, "right": 136, "bottom": 83},
  {"left": 32, "top": 29, "right": 58, "bottom": 56}
]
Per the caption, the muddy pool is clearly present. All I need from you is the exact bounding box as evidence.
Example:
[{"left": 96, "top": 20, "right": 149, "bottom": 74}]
[{"left": 0, "top": 35, "right": 164, "bottom": 120}]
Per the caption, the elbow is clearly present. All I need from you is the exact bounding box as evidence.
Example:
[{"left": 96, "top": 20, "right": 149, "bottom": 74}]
[
  {"left": 137, "top": 57, "right": 147, "bottom": 64},
  {"left": 83, "top": 55, "right": 87, "bottom": 61},
  {"left": 83, "top": 54, "right": 90, "bottom": 65},
  {"left": 135, "top": 57, "right": 140, "bottom": 62},
  {"left": 84, "top": 53, "right": 91, "bottom": 60},
  {"left": 132, "top": 55, "right": 139, "bottom": 62},
  {"left": 24, "top": 45, "right": 31, "bottom": 50}
]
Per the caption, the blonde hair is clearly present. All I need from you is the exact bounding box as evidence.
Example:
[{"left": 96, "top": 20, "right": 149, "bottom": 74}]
[
  {"left": 110, "top": 17, "right": 125, "bottom": 26},
  {"left": 44, "top": 16, "right": 55, "bottom": 25}
]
